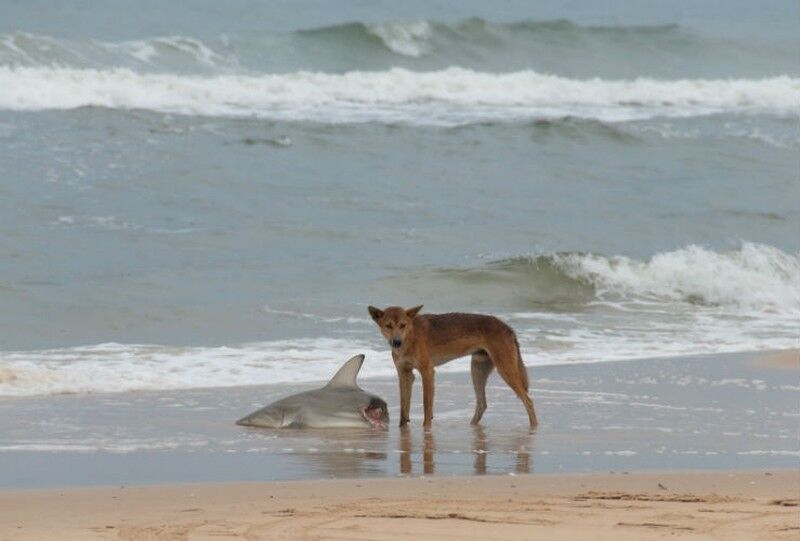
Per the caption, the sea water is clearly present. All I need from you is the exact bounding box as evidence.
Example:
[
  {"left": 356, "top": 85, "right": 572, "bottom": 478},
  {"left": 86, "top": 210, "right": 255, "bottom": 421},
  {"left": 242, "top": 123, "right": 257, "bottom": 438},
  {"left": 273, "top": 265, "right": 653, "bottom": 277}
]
[{"left": 0, "top": 0, "right": 798, "bottom": 397}]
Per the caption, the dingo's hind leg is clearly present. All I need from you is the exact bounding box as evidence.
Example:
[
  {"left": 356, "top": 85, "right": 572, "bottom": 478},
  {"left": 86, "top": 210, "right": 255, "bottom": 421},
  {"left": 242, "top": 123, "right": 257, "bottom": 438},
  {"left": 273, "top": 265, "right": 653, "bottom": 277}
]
[
  {"left": 470, "top": 352, "right": 494, "bottom": 425},
  {"left": 490, "top": 341, "right": 538, "bottom": 429}
]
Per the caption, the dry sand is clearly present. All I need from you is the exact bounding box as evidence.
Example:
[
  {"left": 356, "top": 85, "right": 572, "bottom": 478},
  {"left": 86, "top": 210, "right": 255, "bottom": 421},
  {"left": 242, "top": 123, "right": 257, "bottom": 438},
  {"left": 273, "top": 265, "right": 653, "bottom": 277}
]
[{"left": 1, "top": 470, "right": 797, "bottom": 540}]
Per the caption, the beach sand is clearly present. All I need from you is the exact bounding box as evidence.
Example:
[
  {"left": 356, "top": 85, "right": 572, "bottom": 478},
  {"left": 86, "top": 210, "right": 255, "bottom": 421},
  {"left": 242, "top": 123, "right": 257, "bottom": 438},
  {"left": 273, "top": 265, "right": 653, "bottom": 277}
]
[{"left": 1, "top": 470, "right": 797, "bottom": 540}]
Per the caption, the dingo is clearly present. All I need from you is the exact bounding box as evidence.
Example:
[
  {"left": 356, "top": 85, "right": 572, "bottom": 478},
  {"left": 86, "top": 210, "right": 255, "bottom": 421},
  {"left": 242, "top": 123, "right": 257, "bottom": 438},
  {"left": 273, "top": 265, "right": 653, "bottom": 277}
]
[{"left": 368, "top": 305, "right": 537, "bottom": 429}]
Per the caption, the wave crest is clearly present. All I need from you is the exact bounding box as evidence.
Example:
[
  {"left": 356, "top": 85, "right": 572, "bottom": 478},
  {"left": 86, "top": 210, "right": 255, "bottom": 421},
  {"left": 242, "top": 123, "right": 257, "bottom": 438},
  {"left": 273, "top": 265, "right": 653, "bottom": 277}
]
[
  {"left": 365, "top": 21, "right": 432, "bottom": 57},
  {"left": 481, "top": 243, "right": 800, "bottom": 312},
  {"left": 554, "top": 243, "right": 799, "bottom": 312},
  {"left": 1, "top": 66, "right": 796, "bottom": 124},
  {"left": 300, "top": 18, "right": 681, "bottom": 59},
  {"left": 419, "top": 243, "right": 799, "bottom": 312}
]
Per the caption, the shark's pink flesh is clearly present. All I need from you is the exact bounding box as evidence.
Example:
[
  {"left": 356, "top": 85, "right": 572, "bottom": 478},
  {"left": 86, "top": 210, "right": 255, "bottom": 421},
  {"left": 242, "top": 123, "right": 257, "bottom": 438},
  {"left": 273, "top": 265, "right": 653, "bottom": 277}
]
[{"left": 361, "top": 406, "right": 388, "bottom": 429}]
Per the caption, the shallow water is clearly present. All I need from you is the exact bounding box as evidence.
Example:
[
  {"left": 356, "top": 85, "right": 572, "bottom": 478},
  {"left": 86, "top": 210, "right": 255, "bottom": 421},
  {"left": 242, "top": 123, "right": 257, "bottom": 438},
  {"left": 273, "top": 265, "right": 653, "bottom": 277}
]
[{"left": 1, "top": 352, "right": 797, "bottom": 488}]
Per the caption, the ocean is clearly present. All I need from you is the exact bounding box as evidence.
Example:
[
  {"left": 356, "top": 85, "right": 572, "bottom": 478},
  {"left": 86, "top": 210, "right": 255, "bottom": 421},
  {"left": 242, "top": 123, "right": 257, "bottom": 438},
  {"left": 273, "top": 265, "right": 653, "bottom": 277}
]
[{"left": 1, "top": 0, "right": 798, "bottom": 399}]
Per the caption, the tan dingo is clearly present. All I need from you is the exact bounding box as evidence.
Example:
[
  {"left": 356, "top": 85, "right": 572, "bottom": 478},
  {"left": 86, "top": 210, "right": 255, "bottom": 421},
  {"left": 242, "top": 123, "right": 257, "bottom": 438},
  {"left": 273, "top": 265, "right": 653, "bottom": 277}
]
[{"left": 368, "top": 305, "right": 537, "bottom": 429}]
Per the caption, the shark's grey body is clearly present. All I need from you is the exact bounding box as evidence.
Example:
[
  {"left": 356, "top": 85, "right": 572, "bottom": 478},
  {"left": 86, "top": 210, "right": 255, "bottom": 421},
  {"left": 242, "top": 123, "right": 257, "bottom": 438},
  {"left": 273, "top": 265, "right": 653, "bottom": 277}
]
[{"left": 236, "top": 354, "right": 389, "bottom": 429}]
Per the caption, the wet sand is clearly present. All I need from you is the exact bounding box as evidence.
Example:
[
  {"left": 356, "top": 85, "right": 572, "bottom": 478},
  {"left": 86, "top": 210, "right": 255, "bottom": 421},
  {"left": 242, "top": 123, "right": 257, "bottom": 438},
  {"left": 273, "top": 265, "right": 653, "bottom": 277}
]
[
  {"left": 0, "top": 350, "right": 797, "bottom": 488},
  {"left": 754, "top": 349, "right": 800, "bottom": 370},
  {"left": 1, "top": 470, "right": 797, "bottom": 540}
]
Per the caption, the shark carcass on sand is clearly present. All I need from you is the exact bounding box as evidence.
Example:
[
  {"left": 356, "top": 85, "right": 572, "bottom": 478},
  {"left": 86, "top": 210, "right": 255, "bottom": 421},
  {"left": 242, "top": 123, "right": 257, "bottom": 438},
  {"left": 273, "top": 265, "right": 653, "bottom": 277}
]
[{"left": 236, "top": 354, "right": 389, "bottom": 429}]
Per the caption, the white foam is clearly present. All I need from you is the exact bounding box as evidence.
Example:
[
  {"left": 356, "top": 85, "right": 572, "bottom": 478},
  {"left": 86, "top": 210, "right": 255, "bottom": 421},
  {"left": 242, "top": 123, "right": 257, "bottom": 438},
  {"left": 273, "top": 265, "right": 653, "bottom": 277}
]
[
  {"left": 100, "top": 39, "right": 159, "bottom": 63},
  {"left": 0, "top": 66, "right": 796, "bottom": 124},
  {"left": 514, "top": 314, "right": 798, "bottom": 369},
  {"left": 366, "top": 21, "right": 432, "bottom": 57},
  {"left": 1, "top": 336, "right": 791, "bottom": 398},
  {"left": 604, "top": 450, "right": 637, "bottom": 456},
  {"left": 0, "top": 339, "right": 396, "bottom": 397},
  {"left": 0, "top": 437, "right": 210, "bottom": 453},
  {"left": 737, "top": 450, "right": 800, "bottom": 456},
  {"left": 554, "top": 242, "right": 800, "bottom": 313},
  {"left": 0, "top": 32, "right": 230, "bottom": 68}
]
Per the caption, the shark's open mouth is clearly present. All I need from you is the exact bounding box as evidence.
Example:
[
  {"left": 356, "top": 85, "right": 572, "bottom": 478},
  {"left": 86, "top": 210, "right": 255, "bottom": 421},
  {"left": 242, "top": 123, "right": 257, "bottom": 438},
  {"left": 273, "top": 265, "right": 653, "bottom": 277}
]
[
  {"left": 361, "top": 407, "right": 387, "bottom": 429},
  {"left": 361, "top": 399, "right": 389, "bottom": 429}
]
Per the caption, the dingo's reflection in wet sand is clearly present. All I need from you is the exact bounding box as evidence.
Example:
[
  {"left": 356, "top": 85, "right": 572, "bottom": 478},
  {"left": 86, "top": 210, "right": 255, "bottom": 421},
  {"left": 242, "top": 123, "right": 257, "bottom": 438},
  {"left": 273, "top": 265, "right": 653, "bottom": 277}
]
[
  {"left": 472, "top": 426, "right": 533, "bottom": 475},
  {"left": 398, "top": 426, "right": 534, "bottom": 476},
  {"left": 399, "top": 428, "right": 437, "bottom": 475}
]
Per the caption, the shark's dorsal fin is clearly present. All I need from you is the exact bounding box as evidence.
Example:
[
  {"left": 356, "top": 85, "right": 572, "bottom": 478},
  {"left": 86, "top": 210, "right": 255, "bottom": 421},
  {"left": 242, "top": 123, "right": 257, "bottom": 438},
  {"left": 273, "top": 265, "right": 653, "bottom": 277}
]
[{"left": 324, "top": 354, "right": 365, "bottom": 388}]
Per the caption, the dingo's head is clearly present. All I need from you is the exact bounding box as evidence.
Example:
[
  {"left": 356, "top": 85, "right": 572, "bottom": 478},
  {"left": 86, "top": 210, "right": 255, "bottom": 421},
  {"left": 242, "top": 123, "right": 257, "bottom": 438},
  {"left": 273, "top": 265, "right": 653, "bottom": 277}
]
[{"left": 367, "top": 305, "right": 423, "bottom": 350}]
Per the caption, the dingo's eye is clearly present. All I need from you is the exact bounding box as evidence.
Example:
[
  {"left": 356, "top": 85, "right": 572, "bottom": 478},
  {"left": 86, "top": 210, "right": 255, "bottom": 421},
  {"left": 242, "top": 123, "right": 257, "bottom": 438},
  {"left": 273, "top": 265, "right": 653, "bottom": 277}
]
[
  {"left": 385, "top": 323, "right": 393, "bottom": 330},
  {"left": 399, "top": 323, "right": 406, "bottom": 329}
]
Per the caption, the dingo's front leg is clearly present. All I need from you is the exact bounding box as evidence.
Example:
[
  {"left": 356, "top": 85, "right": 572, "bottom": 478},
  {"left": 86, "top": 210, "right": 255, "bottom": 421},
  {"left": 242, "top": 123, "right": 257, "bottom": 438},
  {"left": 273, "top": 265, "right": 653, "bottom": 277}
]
[{"left": 397, "top": 366, "right": 414, "bottom": 427}]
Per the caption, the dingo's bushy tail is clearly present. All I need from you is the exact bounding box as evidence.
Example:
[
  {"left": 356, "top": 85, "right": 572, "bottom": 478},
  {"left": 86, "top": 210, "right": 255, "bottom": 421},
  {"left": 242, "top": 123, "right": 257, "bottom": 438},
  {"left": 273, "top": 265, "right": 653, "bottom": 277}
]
[{"left": 514, "top": 335, "right": 529, "bottom": 391}]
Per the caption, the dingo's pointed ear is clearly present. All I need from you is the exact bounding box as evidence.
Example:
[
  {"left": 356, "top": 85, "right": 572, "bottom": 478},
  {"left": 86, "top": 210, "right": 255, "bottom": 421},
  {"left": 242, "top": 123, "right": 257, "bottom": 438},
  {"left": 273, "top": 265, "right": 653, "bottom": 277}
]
[
  {"left": 405, "top": 305, "right": 423, "bottom": 318},
  {"left": 368, "top": 306, "right": 384, "bottom": 322}
]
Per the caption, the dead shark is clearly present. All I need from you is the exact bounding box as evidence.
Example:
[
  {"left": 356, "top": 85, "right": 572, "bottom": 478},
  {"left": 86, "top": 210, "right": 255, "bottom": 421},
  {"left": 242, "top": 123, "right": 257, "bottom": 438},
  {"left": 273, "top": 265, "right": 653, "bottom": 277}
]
[{"left": 236, "top": 354, "right": 389, "bottom": 429}]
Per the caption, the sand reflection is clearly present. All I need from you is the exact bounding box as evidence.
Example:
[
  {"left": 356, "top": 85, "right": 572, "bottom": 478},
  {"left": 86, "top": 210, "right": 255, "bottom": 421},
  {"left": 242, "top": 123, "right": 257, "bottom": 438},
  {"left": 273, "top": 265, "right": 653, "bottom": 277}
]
[{"left": 399, "top": 425, "right": 534, "bottom": 475}]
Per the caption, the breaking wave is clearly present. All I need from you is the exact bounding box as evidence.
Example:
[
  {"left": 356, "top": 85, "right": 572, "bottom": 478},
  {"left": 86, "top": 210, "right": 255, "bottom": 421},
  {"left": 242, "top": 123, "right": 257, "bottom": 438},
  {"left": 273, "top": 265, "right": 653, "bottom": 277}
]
[
  {"left": 1, "top": 243, "right": 796, "bottom": 397},
  {"left": 298, "top": 21, "right": 435, "bottom": 58},
  {"left": 0, "top": 339, "right": 391, "bottom": 398},
  {"left": 297, "top": 18, "right": 689, "bottom": 58},
  {"left": 0, "top": 66, "right": 796, "bottom": 125},
  {"left": 0, "top": 20, "right": 697, "bottom": 67},
  {"left": 553, "top": 243, "right": 799, "bottom": 312},
  {"left": 436, "top": 242, "right": 800, "bottom": 312}
]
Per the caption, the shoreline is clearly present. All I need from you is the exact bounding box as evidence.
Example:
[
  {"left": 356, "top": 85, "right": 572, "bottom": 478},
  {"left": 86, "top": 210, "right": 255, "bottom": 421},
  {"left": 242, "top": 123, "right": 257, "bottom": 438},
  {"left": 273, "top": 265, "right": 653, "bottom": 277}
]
[
  {"left": 2, "top": 346, "right": 795, "bottom": 399},
  {"left": 0, "top": 348, "right": 797, "bottom": 489},
  {"left": 3, "top": 340, "right": 797, "bottom": 397},
  {"left": 1, "top": 469, "right": 797, "bottom": 540}
]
